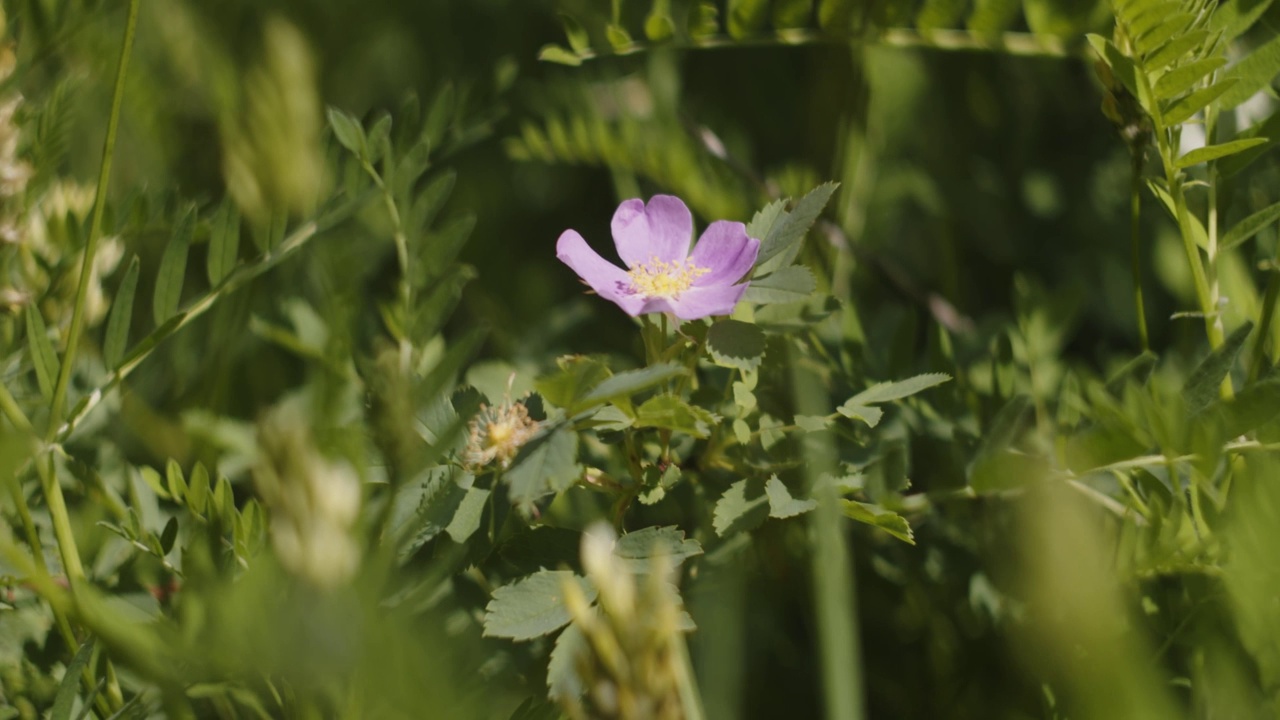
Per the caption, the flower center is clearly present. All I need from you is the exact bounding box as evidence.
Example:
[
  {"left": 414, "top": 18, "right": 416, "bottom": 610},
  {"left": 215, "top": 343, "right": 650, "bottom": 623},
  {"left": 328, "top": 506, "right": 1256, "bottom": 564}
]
[{"left": 626, "top": 256, "right": 709, "bottom": 299}]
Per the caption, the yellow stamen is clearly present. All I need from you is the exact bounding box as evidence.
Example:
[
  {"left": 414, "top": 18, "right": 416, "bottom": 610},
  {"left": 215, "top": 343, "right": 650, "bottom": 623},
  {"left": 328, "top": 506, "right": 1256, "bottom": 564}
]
[{"left": 626, "top": 255, "right": 709, "bottom": 299}]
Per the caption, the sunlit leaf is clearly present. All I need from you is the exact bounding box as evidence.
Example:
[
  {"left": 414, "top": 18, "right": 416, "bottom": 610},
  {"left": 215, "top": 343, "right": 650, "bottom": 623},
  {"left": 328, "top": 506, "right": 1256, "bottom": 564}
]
[{"left": 482, "top": 570, "right": 596, "bottom": 641}]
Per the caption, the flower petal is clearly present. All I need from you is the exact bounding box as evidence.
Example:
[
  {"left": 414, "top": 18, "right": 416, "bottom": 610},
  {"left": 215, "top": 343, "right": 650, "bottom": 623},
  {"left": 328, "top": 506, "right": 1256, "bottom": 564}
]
[
  {"left": 689, "top": 221, "right": 760, "bottom": 287},
  {"left": 668, "top": 283, "right": 749, "bottom": 320},
  {"left": 556, "top": 229, "right": 647, "bottom": 316},
  {"left": 611, "top": 195, "right": 694, "bottom": 267}
]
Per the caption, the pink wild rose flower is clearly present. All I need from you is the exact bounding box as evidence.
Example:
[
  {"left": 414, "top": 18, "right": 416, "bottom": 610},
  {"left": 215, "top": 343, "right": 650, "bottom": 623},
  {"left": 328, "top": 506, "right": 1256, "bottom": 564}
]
[{"left": 556, "top": 195, "right": 760, "bottom": 320}]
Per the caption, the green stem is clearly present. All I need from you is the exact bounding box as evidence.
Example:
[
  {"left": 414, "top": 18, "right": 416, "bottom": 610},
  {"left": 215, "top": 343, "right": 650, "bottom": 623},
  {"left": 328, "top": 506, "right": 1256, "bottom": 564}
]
[
  {"left": 359, "top": 160, "right": 412, "bottom": 373},
  {"left": 673, "top": 632, "right": 707, "bottom": 720},
  {"left": 1130, "top": 151, "right": 1149, "bottom": 352},
  {"left": 48, "top": 0, "right": 139, "bottom": 430},
  {"left": 1248, "top": 267, "right": 1279, "bottom": 382}
]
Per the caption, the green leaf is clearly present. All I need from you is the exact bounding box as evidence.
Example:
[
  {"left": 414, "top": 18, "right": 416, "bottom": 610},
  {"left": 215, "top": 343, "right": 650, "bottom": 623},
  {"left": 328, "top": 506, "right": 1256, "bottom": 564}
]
[
  {"left": 646, "top": 0, "right": 678, "bottom": 40},
  {"left": 159, "top": 516, "right": 179, "bottom": 555},
  {"left": 166, "top": 459, "right": 187, "bottom": 503},
  {"left": 558, "top": 13, "right": 590, "bottom": 53},
  {"left": 326, "top": 106, "right": 366, "bottom": 156},
  {"left": 1183, "top": 321, "right": 1252, "bottom": 413},
  {"left": 446, "top": 487, "right": 490, "bottom": 544},
  {"left": 842, "top": 372, "right": 951, "bottom": 407},
  {"left": 690, "top": 1, "right": 721, "bottom": 36},
  {"left": 1219, "top": 108, "right": 1280, "bottom": 177},
  {"left": 605, "top": 23, "right": 633, "bottom": 49},
  {"left": 745, "top": 199, "right": 787, "bottom": 243},
  {"left": 49, "top": 638, "right": 95, "bottom": 720},
  {"left": 536, "top": 355, "right": 613, "bottom": 412},
  {"left": 967, "top": 0, "right": 1020, "bottom": 34},
  {"left": 728, "top": 0, "right": 770, "bottom": 38},
  {"left": 613, "top": 526, "right": 703, "bottom": 571},
  {"left": 706, "top": 319, "right": 766, "bottom": 372},
  {"left": 410, "top": 169, "right": 457, "bottom": 237},
  {"left": 1176, "top": 138, "right": 1270, "bottom": 168},
  {"left": 578, "top": 362, "right": 688, "bottom": 410},
  {"left": 1162, "top": 79, "right": 1237, "bottom": 127},
  {"left": 766, "top": 476, "right": 817, "bottom": 518},
  {"left": 916, "top": 0, "right": 967, "bottom": 31},
  {"left": 755, "top": 182, "right": 838, "bottom": 271},
  {"left": 774, "top": 0, "right": 815, "bottom": 29},
  {"left": 1126, "top": 2, "right": 1182, "bottom": 39},
  {"left": 841, "top": 501, "right": 915, "bottom": 544},
  {"left": 207, "top": 201, "right": 240, "bottom": 286},
  {"left": 742, "top": 265, "right": 817, "bottom": 304},
  {"left": 1145, "top": 30, "right": 1209, "bottom": 72},
  {"left": 186, "top": 462, "right": 209, "bottom": 515},
  {"left": 392, "top": 466, "right": 473, "bottom": 557},
  {"left": 506, "top": 426, "right": 580, "bottom": 505},
  {"left": 1154, "top": 57, "right": 1228, "bottom": 101},
  {"left": 25, "top": 304, "right": 58, "bottom": 402},
  {"left": 103, "top": 256, "right": 139, "bottom": 370},
  {"left": 547, "top": 622, "right": 587, "bottom": 701},
  {"left": 837, "top": 404, "right": 884, "bottom": 427},
  {"left": 483, "top": 570, "right": 596, "bottom": 641},
  {"left": 154, "top": 209, "right": 193, "bottom": 326},
  {"left": 634, "top": 394, "right": 715, "bottom": 438},
  {"left": 818, "top": 0, "right": 856, "bottom": 30},
  {"left": 795, "top": 414, "right": 832, "bottom": 432},
  {"left": 1209, "top": 0, "right": 1276, "bottom": 41},
  {"left": 1087, "top": 36, "right": 1144, "bottom": 107},
  {"left": 1147, "top": 179, "right": 1209, "bottom": 249},
  {"left": 713, "top": 477, "right": 769, "bottom": 536},
  {"left": 1221, "top": 201, "right": 1280, "bottom": 252},
  {"left": 1218, "top": 34, "right": 1280, "bottom": 110},
  {"left": 538, "top": 45, "right": 584, "bottom": 66},
  {"left": 423, "top": 83, "right": 455, "bottom": 149},
  {"left": 1133, "top": 12, "right": 1192, "bottom": 56}
]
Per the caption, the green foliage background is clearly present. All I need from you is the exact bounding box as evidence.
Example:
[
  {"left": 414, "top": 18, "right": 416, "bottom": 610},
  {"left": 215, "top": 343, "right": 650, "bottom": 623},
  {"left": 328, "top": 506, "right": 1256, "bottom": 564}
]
[{"left": 3, "top": 0, "right": 1280, "bottom": 718}]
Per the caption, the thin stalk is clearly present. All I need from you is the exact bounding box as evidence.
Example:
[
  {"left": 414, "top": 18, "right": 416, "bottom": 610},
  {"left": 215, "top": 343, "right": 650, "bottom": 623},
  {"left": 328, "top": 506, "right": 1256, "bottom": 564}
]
[
  {"left": 359, "top": 160, "right": 412, "bottom": 375},
  {"left": 48, "top": 0, "right": 139, "bottom": 429},
  {"left": 1130, "top": 151, "right": 1149, "bottom": 352},
  {"left": 672, "top": 632, "right": 707, "bottom": 720},
  {"left": 1204, "top": 104, "right": 1232, "bottom": 399},
  {"left": 1248, "top": 267, "right": 1279, "bottom": 382}
]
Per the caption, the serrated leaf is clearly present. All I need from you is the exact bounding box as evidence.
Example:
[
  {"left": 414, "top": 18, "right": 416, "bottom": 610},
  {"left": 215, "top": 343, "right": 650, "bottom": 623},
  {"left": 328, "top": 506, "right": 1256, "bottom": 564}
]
[
  {"left": 547, "top": 622, "right": 586, "bottom": 701},
  {"left": 25, "top": 304, "right": 58, "bottom": 402},
  {"left": 326, "top": 107, "right": 366, "bottom": 155},
  {"left": 635, "top": 394, "right": 715, "bottom": 438},
  {"left": 506, "top": 427, "right": 579, "bottom": 505},
  {"left": 1176, "top": 138, "right": 1270, "bottom": 168},
  {"left": 756, "top": 182, "right": 838, "bottom": 270},
  {"left": 207, "top": 201, "right": 240, "bottom": 286},
  {"left": 742, "top": 265, "right": 817, "bottom": 304},
  {"left": 613, "top": 526, "right": 703, "bottom": 571},
  {"left": 558, "top": 13, "right": 590, "bottom": 53},
  {"left": 1221, "top": 200, "right": 1280, "bottom": 252},
  {"left": 1154, "top": 57, "right": 1228, "bottom": 101},
  {"left": 745, "top": 199, "right": 787, "bottom": 243},
  {"left": 706, "top": 319, "right": 766, "bottom": 372},
  {"left": 538, "top": 45, "right": 584, "bottom": 66},
  {"left": 841, "top": 501, "right": 914, "bottom": 544},
  {"left": 1183, "top": 322, "right": 1252, "bottom": 413},
  {"left": 49, "top": 638, "right": 95, "bottom": 720},
  {"left": 1162, "top": 79, "right": 1237, "bottom": 126},
  {"left": 578, "top": 362, "right": 688, "bottom": 410},
  {"left": 713, "top": 477, "right": 769, "bottom": 536},
  {"left": 154, "top": 209, "right": 192, "bottom": 326},
  {"left": 1218, "top": 34, "right": 1280, "bottom": 110},
  {"left": 392, "top": 466, "right": 473, "bottom": 557},
  {"left": 482, "top": 570, "right": 596, "bottom": 641},
  {"left": 536, "top": 356, "right": 613, "bottom": 412},
  {"left": 766, "top": 476, "right": 817, "bottom": 518},
  {"left": 843, "top": 372, "right": 951, "bottom": 406}
]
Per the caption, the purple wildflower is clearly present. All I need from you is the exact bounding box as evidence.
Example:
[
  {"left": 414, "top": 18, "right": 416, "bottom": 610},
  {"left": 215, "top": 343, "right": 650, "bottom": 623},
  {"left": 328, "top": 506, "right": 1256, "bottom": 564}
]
[{"left": 556, "top": 195, "right": 760, "bottom": 320}]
